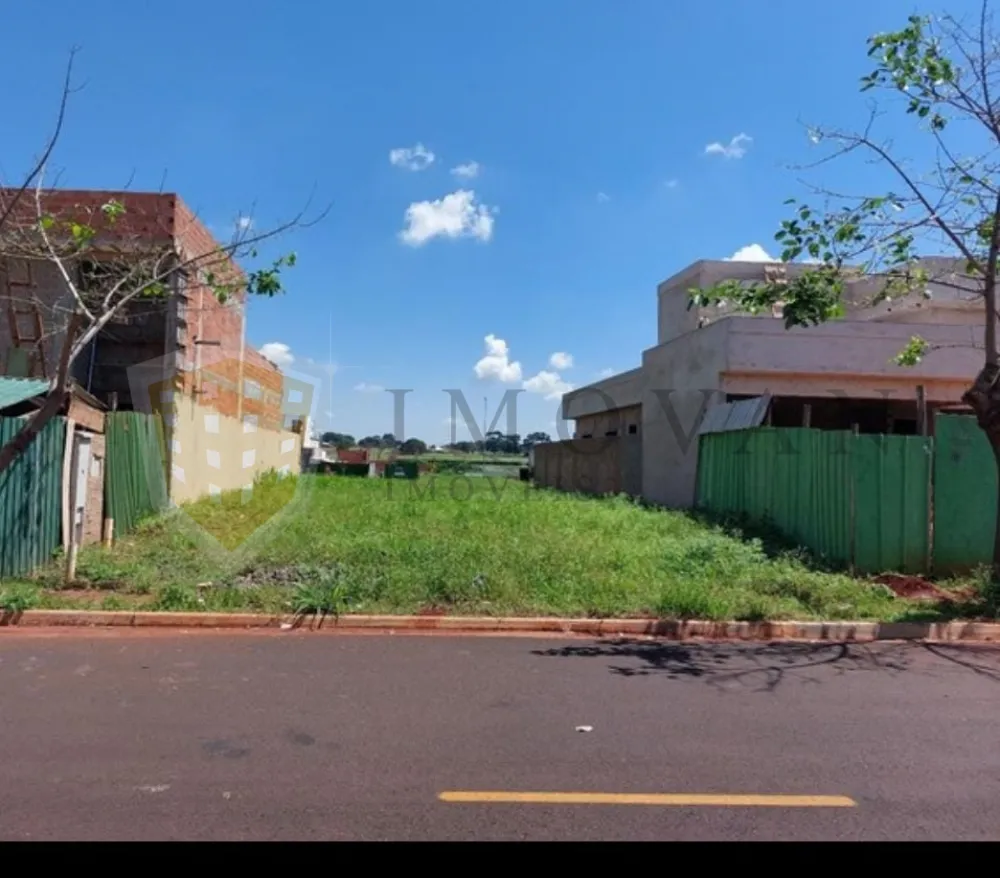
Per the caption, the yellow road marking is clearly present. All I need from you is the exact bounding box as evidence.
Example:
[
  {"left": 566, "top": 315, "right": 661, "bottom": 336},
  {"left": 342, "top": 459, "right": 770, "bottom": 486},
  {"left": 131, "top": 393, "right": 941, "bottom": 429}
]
[{"left": 438, "top": 791, "right": 857, "bottom": 808}]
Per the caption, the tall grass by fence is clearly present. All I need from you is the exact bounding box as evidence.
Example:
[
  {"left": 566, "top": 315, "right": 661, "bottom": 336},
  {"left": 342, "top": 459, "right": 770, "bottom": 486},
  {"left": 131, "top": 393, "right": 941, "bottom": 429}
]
[
  {"left": 105, "top": 412, "right": 169, "bottom": 539},
  {"left": 697, "top": 426, "right": 932, "bottom": 574},
  {"left": 0, "top": 415, "right": 65, "bottom": 579}
]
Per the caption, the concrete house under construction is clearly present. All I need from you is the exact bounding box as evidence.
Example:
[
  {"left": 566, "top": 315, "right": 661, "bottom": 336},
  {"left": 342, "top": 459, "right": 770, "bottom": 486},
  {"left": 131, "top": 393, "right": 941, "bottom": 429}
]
[{"left": 558, "top": 257, "right": 983, "bottom": 508}]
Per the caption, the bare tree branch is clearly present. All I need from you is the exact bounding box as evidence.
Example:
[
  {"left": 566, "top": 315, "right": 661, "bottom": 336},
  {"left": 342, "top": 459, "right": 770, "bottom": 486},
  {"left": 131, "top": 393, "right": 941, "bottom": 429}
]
[
  {"left": 32, "top": 168, "right": 94, "bottom": 323},
  {"left": 0, "top": 49, "right": 78, "bottom": 234}
]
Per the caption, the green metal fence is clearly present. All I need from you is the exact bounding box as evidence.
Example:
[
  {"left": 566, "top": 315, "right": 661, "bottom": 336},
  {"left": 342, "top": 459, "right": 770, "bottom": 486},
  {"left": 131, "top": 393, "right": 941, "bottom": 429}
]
[
  {"left": 696, "top": 427, "right": 932, "bottom": 574},
  {"left": 933, "top": 414, "right": 995, "bottom": 574},
  {"left": 105, "top": 412, "right": 169, "bottom": 538},
  {"left": 0, "top": 415, "right": 66, "bottom": 579},
  {"left": 853, "top": 433, "right": 933, "bottom": 574}
]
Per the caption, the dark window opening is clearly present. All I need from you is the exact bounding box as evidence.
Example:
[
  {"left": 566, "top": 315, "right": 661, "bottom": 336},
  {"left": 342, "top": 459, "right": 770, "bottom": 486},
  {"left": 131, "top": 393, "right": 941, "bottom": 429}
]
[
  {"left": 627, "top": 424, "right": 638, "bottom": 435},
  {"left": 605, "top": 429, "right": 618, "bottom": 437},
  {"left": 738, "top": 394, "right": 924, "bottom": 436},
  {"left": 581, "top": 433, "right": 593, "bottom": 439}
]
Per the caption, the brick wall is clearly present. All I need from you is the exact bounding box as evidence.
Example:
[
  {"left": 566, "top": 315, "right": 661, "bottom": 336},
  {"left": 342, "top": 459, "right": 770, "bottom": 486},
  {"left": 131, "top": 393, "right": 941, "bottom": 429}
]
[
  {"left": 173, "top": 198, "right": 285, "bottom": 431},
  {"left": 0, "top": 257, "right": 77, "bottom": 379},
  {"left": 0, "top": 189, "right": 176, "bottom": 383},
  {"left": 0, "top": 188, "right": 176, "bottom": 246},
  {"left": 0, "top": 189, "right": 285, "bottom": 429}
]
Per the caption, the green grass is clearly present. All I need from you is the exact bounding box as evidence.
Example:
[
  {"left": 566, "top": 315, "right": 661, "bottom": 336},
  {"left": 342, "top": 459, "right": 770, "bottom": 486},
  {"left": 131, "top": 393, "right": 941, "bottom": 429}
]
[
  {"left": 0, "top": 583, "right": 40, "bottom": 614},
  {"left": 16, "top": 473, "right": 962, "bottom": 622}
]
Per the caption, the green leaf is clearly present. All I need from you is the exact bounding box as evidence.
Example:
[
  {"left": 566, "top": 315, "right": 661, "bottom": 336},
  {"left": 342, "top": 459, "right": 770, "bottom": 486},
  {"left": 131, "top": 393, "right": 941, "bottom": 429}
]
[
  {"left": 101, "top": 200, "right": 126, "bottom": 223},
  {"left": 894, "top": 336, "right": 929, "bottom": 367},
  {"left": 70, "top": 222, "right": 95, "bottom": 247}
]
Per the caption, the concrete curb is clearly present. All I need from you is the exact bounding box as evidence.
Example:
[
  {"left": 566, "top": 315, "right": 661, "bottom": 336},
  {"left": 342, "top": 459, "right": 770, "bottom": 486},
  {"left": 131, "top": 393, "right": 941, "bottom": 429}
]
[{"left": 2, "top": 610, "right": 1000, "bottom": 643}]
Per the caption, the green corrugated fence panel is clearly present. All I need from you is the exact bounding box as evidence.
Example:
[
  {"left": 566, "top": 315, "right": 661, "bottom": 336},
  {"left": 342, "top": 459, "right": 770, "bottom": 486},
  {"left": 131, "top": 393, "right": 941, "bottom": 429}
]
[
  {"left": 105, "top": 412, "right": 169, "bottom": 538},
  {"left": 698, "top": 428, "right": 854, "bottom": 566},
  {"left": 698, "top": 427, "right": 932, "bottom": 573},
  {"left": 852, "top": 433, "right": 931, "bottom": 574},
  {"left": 933, "top": 414, "right": 995, "bottom": 574},
  {"left": 776, "top": 429, "right": 853, "bottom": 566},
  {"left": 0, "top": 415, "right": 66, "bottom": 579}
]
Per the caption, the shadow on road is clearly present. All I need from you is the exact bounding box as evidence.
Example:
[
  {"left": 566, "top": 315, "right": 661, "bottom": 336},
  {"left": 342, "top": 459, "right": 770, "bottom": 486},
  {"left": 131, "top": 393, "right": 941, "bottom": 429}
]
[{"left": 531, "top": 640, "right": 1000, "bottom": 693}]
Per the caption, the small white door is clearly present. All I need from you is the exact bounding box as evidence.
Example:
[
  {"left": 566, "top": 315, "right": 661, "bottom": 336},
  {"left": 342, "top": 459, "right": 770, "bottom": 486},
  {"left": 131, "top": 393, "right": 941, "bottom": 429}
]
[{"left": 71, "top": 434, "right": 92, "bottom": 547}]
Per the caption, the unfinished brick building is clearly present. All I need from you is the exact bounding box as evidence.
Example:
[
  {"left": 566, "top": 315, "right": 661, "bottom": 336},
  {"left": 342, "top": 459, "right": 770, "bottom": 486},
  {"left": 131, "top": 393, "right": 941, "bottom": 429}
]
[{"left": 0, "top": 188, "right": 284, "bottom": 430}]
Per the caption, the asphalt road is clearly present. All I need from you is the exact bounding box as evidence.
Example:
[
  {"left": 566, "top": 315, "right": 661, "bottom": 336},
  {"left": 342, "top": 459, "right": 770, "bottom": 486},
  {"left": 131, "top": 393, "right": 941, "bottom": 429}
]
[{"left": 1, "top": 629, "right": 999, "bottom": 841}]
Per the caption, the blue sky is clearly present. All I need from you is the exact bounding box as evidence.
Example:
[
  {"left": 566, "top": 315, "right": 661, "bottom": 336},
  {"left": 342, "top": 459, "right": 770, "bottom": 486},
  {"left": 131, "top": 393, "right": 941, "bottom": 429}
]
[{"left": 2, "top": 0, "right": 973, "bottom": 443}]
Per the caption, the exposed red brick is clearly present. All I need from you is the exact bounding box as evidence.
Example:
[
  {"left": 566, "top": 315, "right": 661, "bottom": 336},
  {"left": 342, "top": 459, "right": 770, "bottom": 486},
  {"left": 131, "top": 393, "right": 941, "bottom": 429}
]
[{"left": 0, "top": 188, "right": 284, "bottom": 430}]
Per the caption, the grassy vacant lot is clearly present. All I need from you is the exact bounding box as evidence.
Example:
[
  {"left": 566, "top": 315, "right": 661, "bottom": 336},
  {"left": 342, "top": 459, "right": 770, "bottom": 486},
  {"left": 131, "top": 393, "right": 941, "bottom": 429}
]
[
  {"left": 366, "top": 449, "right": 525, "bottom": 465},
  {"left": 5, "top": 474, "right": 986, "bottom": 621}
]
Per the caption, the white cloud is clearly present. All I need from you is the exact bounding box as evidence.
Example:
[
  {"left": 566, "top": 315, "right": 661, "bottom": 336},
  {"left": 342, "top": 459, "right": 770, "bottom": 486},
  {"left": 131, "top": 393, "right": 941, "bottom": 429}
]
[
  {"left": 474, "top": 334, "right": 522, "bottom": 383},
  {"left": 400, "top": 189, "right": 496, "bottom": 246},
  {"left": 597, "top": 191, "right": 611, "bottom": 203},
  {"left": 236, "top": 215, "right": 253, "bottom": 232},
  {"left": 597, "top": 367, "right": 616, "bottom": 379},
  {"left": 524, "top": 370, "right": 574, "bottom": 401},
  {"left": 549, "top": 351, "right": 574, "bottom": 370},
  {"left": 303, "top": 357, "right": 338, "bottom": 377},
  {"left": 664, "top": 179, "right": 679, "bottom": 189},
  {"left": 259, "top": 342, "right": 294, "bottom": 368},
  {"left": 705, "top": 133, "right": 753, "bottom": 159},
  {"left": 354, "top": 382, "right": 385, "bottom": 393},
  {"left": 451, "top": 161, "right": 481, "bottom": 179},
  {"left": 389, "top": 142, "right": 435, "bottom": 171},
  {"left": 727, "top": 243, "right": 776, "bottom": 262}
]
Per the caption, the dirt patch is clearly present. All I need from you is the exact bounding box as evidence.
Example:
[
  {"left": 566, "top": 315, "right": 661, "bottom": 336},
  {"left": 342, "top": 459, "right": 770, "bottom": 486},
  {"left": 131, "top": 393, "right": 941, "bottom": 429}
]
[
  {"left": 873, "top": 574, "right": 949, "bottom": 601},
  {"left": 229, "top": 564, "right": 345, "bottom": 590}
]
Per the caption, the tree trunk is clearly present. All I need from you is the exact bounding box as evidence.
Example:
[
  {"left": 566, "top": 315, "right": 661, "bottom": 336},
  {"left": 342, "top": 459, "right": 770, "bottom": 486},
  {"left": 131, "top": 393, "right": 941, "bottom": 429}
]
[
  {"left": 962, "top": 362, "right": 1000, "bottom": 581},
  {"left": 0, "top": 311, "right": 80, "bottom": 476},
  {"left": 0, "top": 387, "right": 70, "bottom": 474}
]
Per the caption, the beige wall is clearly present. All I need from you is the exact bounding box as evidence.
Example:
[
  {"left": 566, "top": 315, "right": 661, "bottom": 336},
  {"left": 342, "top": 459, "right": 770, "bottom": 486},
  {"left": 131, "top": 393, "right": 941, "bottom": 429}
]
[
  {"left": 656, "top": 260, "right": 825, "bottom": 345},
  {"left": 574, "top": 405, "right": 641, "bottom": 438},
  {"left": 533, "top": 435, "right": 642, "bottom": 498},
  {"left": 640, "top": 319, "right": 730, "bottom": 508},
  {"left": 655, "top": 256, "right": 986, "bottom": 344},
  {"left": 562, "top": 368, "right": 643, "bottom": 421},
  {"left": 167, "top": 396, "right": 302, "bottom": 504},
  {"left": 722, "top": 318, "right": 982, "bottom": 402}
]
